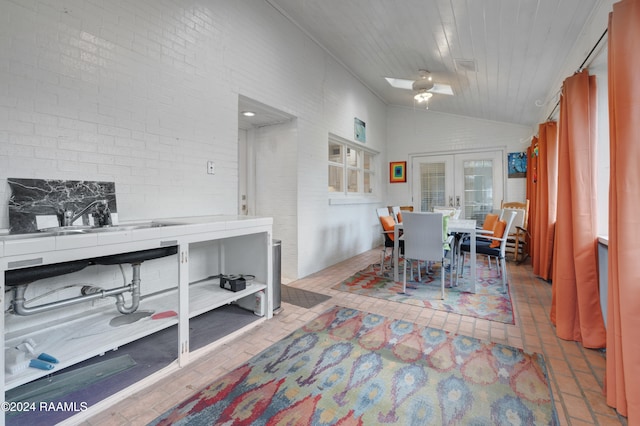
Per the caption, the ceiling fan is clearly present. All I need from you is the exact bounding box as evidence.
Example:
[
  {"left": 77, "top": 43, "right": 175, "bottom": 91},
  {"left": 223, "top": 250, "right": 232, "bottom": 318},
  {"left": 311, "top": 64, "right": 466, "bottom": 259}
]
[{"left": 385, "top": 69, "right": 454, "bottom": 103}]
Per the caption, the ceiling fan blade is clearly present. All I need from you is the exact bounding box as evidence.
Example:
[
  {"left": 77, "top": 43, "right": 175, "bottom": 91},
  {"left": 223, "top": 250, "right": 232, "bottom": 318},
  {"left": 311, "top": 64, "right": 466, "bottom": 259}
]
[
  {"left": 384, "top": 77, "right": 414, "bottom": 90},
  {"left": 429, "top": 83, "right": 454, "bottom": 96}
]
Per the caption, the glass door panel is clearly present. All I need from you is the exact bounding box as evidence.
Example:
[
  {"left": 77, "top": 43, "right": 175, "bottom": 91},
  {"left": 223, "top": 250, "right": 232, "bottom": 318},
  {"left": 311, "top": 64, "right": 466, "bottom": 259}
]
[
  {"left": 455, "top": 151, "right": 503, "bottom": 223},
  {"left": 411, "top": 155, "right": 454, "bottom": 212},
  {"left": 412, "top": 151, "right": 504, "bottom": 221}
]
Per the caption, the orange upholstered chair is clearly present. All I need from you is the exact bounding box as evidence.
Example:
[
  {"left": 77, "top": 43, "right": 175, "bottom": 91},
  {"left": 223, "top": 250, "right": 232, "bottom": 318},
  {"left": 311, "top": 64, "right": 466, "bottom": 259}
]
[{"left": 458, "top": 210, "right": 517, "bottom": 293}]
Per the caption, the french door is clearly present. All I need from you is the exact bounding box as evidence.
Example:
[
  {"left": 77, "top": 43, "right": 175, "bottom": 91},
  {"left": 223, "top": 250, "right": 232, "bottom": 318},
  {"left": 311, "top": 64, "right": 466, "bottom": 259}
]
[{"left": 411, "top": 150, "right": 504, "bottom": 222}]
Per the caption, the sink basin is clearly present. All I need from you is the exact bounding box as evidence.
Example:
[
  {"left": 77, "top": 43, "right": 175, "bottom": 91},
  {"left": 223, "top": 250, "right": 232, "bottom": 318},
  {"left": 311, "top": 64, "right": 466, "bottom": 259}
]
[
  {"left": 40, "top": 225, "right": 93, "bottom": 232},
  {"left": 80, "top": 222, "right": 180, "bottom": 233},
  {"left": 39, "top": 221, "right": 181, "bottom": 234}
]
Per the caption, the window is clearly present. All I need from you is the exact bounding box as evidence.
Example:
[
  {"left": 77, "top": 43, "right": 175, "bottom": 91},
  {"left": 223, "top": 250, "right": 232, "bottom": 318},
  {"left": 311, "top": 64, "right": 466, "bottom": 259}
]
[{"left": 328, "top": 136, "right": 376, "bottom": 196}]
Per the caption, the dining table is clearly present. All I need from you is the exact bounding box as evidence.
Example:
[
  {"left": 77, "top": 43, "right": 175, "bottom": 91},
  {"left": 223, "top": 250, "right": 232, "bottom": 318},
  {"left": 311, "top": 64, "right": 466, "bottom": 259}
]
[{"left": 393, "top": 218, "right": 478, "bottom": 293}]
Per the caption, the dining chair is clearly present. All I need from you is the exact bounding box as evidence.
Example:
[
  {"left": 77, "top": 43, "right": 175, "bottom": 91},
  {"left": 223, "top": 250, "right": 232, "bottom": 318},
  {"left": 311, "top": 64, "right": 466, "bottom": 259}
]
[
  {"left": 450, "top": 210, "right": 498, "bottom": 274},
  {"left": 500, "top": 200, "right": 530, "bottom": 263},
  {"left": 458, "top": 210, "right": 517, "bottom": 293},
  {"left": 376, "top": 207, "right": 402, "bottom": 275},
  {"left": 385, "top": 206, "right": 427, "bottom": 278},
  {"left": 400, "top": 212, "right": 454, "bottom": 299},
  {"left": 390, "top": 206, "right": 403, "bottom": 224},
  {"left": 433, "top": 206, "right": 461, "bottom": 220},
  {"left": 476, "top": 211, "right": 499, "bottom": 269},
  {"left": 432, "top": 206, "right": 461, "bottom": 272}
]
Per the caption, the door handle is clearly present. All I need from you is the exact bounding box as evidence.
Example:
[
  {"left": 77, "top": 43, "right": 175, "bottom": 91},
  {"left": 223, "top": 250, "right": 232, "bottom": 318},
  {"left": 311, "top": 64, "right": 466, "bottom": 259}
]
[
  {"left": 449, "top": 197, "right": 453, "bottom": 207},
  {"left": 456, "top": 196, "right": 461, "bottom": 208}
]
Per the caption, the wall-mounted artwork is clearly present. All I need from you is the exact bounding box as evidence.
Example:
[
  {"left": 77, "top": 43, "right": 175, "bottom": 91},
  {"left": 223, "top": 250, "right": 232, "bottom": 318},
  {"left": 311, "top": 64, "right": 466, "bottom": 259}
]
[
  {"left": 389, "top": 161, "right": 407, "bottom": 183},
  {"left": 7, "top": 178, "right": 117, "bottom": 234},
  {"left": 354, "top": 117, "right": 366, "bottom": 142},
  {"left": 508, "top": 152, "right": 527, "bottom": 178}
]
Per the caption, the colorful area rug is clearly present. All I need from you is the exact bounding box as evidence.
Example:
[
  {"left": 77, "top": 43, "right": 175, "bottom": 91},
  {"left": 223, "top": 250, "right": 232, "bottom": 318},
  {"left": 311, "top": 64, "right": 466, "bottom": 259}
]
[
  {"left": 150, "top": 306, "right": 557, "bottom": 425},
  {"left": 332, "top": 261, "right": 515, "bottom": 324}
]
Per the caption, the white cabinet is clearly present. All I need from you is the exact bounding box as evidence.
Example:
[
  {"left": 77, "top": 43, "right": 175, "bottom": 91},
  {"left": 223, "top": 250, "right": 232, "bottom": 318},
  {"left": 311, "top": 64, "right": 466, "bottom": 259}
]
[{"left": 0, "top": 216, "right": 272, "bottom": 425}]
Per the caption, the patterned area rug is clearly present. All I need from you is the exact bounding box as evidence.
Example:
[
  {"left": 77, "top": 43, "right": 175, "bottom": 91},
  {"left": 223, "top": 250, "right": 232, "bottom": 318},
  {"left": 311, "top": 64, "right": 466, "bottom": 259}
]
[
  {"left": 150, "top": 306, "right": 557, "bottom": 425},
  {"left": 332, "top": 261, "right": 515, "bottom": 324}
]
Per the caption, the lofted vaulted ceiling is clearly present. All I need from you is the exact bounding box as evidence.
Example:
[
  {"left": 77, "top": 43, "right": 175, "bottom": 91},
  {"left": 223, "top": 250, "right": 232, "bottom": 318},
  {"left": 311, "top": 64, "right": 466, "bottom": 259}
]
[{"left": 266, "top": 0, "right": 603, "bottom": 127}]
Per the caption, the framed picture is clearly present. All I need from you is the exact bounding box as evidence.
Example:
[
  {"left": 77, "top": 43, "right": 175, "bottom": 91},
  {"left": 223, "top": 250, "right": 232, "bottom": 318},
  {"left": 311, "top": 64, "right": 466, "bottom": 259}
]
[
  {"left": 389, "top": 161, "right": 407, "bottom": 183},
  {"left": 354, "top": 117, "right": 366, "bottom": 142},
  {"left": 508, "top": 152, "right": 527, "bottom": 178}
]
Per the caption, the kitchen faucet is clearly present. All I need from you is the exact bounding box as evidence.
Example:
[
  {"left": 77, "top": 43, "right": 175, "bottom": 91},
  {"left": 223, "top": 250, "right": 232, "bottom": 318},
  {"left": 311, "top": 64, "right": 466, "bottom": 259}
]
[{"left": 62, "top": 199, "right": 110, "bottom": 227}]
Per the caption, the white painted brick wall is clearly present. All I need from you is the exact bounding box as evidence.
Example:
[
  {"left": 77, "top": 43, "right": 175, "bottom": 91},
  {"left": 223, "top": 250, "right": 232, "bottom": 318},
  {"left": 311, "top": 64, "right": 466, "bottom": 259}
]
[
  {"left": 1, "top": 0, "right": 240, "bottom": 224},
  {"left": 1, "top": 0, "right": 545, "bottom": 283},
  {"left": 254, "top": 121, "right": 298, "bottom": 281},
  {"left": 0, "top": 0, "right": 391, "bottom": 279},
  {"left": 386, "top": 107, "right": 533, "bottom": 208}
]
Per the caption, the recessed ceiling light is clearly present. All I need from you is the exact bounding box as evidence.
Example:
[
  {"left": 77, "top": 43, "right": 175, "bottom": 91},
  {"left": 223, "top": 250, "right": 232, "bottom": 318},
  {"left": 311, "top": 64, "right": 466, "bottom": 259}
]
[{"left": 242, "top": 111, "right": 256, "bottom": 117}]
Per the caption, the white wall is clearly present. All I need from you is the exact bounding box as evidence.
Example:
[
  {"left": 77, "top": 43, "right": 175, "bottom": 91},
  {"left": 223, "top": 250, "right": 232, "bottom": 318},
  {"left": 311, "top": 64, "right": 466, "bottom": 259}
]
[
  {"left": 0, "top": 0, "right": 388, "bottom": 279},
  {"left": 1, "top": 0, "right": 606, "bottom": 282},
  {"left": 589, "top": 48, "right": 610, "bottom": 238},
  {"left": 253, "top": 120, "right": 298, "bottom": 280},
  {"left": 295, "top": 60, "right": 388, "bottom": 277},
  {"left": 385, "top": 107, "right": 533, "bottom": 206}
]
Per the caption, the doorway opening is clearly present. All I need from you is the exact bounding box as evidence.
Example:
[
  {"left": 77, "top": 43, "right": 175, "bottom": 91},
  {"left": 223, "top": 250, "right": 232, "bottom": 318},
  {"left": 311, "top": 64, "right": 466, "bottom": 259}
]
[{"left": 237, "top": 95, "right": 298, "bottom": 280}]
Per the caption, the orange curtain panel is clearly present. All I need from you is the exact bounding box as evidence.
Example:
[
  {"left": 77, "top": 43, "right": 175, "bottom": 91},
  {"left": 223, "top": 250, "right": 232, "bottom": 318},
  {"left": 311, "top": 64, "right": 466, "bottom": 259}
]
[
  {"left": 606, "top": 0, "right": 640, "bottom": 420},
  {"left": 530, "top": 122, "right": 558, "bottom": 281},
  {"left": 550, "top": 70, "right": 605, "bottom": 349}
]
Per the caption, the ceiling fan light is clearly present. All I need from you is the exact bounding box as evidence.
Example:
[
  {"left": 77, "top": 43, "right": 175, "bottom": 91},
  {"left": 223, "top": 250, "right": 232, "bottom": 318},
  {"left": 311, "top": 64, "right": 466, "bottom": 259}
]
[
  {"left": 412, "top": 79, "right": 434, "bottom": 91},
  {"left": 414, "top": 91, "right": 433, "bottom": 103}
]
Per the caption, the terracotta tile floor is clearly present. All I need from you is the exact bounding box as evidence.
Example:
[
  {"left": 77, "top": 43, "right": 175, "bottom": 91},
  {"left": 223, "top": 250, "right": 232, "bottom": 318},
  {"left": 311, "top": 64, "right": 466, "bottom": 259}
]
[{"left": 81, "top": 248, "right": 627, "bottom": 426}]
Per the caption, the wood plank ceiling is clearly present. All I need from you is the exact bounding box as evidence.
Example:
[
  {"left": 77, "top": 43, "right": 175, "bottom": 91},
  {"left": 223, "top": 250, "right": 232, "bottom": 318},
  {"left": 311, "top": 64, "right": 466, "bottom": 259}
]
[{"left": 266, "top": 0, "right": 601, "bottom": 127}]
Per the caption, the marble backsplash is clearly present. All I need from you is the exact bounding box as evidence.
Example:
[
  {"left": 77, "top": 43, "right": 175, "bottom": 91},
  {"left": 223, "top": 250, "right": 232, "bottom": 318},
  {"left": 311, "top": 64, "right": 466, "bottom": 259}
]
[{"left": 8, "top": 178, "right": 118, "bottom": 234}]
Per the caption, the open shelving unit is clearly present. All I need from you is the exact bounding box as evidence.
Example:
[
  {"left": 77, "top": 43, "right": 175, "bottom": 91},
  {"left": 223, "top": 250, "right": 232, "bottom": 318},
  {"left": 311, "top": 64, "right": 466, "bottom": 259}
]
[
  {"left": 4, "top": 277, "right": 267, "bottom": 391},
  {"left": 1, "top": 216, "right": 273, "bottom": 425}
]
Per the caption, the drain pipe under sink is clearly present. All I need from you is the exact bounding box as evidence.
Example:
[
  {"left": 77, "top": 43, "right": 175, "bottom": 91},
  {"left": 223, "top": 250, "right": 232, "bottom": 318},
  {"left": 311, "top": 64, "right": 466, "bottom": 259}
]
[
  {"left": 86, "top": 262, "right": 142, "bottom": 314},
  {"left": 11, "top": 263, "right": 142, "bottom": 316}
]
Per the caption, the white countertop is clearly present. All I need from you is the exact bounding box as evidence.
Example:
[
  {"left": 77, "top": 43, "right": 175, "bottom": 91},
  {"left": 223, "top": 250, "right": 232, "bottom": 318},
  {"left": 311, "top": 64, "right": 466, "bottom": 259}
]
[{"left": 0, "top": 215, "right": 273, "bottom": 262}]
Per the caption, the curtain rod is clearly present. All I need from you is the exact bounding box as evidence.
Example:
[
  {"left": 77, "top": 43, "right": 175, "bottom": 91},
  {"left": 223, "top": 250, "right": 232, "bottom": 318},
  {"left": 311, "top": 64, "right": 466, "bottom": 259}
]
[{"left": 545, "top": 28, "right": 608, "bottom": 121}]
